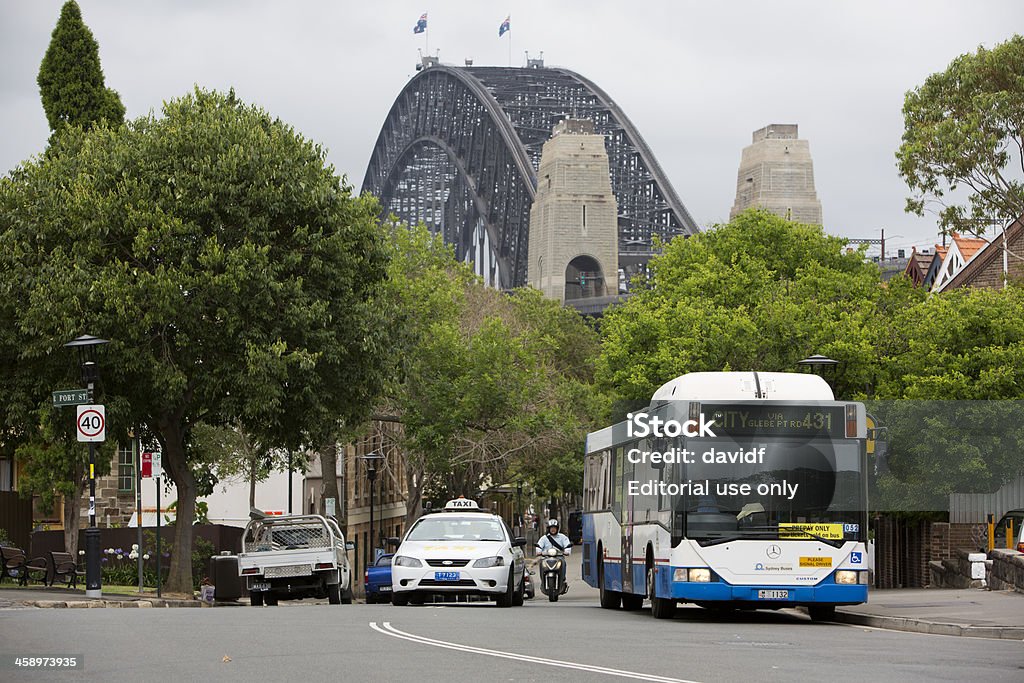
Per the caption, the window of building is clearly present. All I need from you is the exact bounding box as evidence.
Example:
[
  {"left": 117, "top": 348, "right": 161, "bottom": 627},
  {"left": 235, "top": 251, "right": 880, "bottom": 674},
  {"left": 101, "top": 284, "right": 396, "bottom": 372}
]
[
  {"left": 0, "top": 457, "right": 13, "bottom": 491},
  {"left": 118, "top": 443, "right": 135, "bottom": 492}
]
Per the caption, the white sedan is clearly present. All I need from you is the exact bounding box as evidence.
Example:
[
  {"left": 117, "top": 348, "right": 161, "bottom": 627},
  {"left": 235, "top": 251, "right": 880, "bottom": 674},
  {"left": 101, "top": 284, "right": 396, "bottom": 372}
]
[{"left": 390, "top": 499, "right": 527, "bottom": 607}]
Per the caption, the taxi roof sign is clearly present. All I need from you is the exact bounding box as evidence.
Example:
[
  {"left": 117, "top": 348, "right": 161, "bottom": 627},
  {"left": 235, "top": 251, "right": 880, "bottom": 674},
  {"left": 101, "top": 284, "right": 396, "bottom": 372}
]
[{"left": 444, "top": 497, "right": 480, "bottom": 511}]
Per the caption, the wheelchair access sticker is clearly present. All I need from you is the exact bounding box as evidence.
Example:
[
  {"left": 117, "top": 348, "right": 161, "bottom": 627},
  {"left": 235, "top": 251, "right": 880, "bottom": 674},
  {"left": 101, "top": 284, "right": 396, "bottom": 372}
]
[{"left": 850, "top": 552, "right": 863, "bottom": 565}]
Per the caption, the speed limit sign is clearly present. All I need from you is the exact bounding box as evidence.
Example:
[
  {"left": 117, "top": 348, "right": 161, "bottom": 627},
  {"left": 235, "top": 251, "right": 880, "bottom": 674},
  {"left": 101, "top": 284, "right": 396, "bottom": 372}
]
[{"left": 76, "top": 405, "right": 106, "bottom": 443}]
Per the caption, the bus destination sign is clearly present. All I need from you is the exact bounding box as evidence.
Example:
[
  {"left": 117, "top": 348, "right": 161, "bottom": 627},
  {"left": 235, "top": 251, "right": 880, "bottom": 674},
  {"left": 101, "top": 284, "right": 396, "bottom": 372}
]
[{"left": 703, "top": 404, "right": 845, "bottom": 438}]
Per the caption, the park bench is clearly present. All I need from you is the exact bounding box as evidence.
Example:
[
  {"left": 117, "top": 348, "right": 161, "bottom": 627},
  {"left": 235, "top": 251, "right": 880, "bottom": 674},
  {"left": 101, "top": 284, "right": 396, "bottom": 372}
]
[
  {"left": 0, "top": 546, "right": 48, "bottom": 586},
  {"left": 49, "top": 551, "right": 86, "bottom": 588}
]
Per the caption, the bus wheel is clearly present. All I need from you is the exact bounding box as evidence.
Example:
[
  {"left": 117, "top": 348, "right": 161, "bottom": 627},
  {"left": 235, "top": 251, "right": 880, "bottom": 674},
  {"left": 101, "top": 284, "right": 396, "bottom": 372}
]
[
  {"left": 622, "top": 593, "right": 643, "bottom": 610},
  {"left": 808, "top": 605, "right": 836, "bottom": 622},
  {"left": 648, "top": 566, "right": 676, "bottom": 620},
  {"left": 598, "top": 559, "right": 621, "bottom": 610}
]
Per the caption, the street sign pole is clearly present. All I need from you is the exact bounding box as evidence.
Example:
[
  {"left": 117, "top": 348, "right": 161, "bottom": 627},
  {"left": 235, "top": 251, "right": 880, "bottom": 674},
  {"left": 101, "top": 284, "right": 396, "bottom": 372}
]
[{"left": 136, "top": 439, "right": 143, "bottom": 593}]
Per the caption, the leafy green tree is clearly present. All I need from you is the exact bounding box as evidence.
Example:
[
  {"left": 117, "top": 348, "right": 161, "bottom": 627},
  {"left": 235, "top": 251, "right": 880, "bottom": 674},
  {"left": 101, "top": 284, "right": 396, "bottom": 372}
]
[
  {"left": 0, "top": 88, "right": 392, "bottom": 593},
  {"left": 38, "top": 1, "right": 125, "bottom": 136},
  {"left": 596, "top": 210, "right": 918, "bottom": 405},
  {"left": 373, "top": 223, "right": 602, "bottom": 525},
  {"left": 897, "top": 35, "right": 1024, "bottom": 237}
]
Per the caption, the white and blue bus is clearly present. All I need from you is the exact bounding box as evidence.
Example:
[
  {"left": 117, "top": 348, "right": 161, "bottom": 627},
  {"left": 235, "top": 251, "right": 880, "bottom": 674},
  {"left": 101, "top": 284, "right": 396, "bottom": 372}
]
[{"left": 581, "top": 371, "right": 869, "bottom": 621}]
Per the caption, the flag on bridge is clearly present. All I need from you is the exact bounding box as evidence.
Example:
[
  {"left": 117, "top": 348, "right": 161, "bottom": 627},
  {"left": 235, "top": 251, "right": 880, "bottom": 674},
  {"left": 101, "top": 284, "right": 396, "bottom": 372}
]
[
  {"left": 499, "top": 15, "right": 510, "bottom": 37},
  {"left": 414, "top": 13, "right": 427, "bottom": 34}
]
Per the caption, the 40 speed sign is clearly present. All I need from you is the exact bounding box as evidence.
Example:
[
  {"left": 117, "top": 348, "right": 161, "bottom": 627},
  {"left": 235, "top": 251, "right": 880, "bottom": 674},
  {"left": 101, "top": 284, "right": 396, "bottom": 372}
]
[{"left": 76, "top": 405, "right": 106, "bottom": 443}]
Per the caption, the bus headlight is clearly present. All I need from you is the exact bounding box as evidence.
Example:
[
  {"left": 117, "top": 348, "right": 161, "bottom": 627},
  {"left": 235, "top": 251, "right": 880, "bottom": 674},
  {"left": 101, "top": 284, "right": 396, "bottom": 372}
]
[
  {"left": 688, "top": 568, "right": 712, "bottom": 582},
  {"left": 835, "top": 570, "right": 858, "bottom": 584}
]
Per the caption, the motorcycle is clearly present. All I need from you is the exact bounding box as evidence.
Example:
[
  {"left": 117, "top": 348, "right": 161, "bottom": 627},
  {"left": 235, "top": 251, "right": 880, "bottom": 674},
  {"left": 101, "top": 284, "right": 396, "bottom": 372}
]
[{"left": 537, "top": 547, "right": 568, "bottom": 602}]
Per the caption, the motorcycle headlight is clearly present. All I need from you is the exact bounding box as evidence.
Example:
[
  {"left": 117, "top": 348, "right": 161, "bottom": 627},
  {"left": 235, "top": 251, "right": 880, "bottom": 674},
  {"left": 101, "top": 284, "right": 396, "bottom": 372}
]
[
  {"left": 546, "top": 548, "right": 558, "bottom": 556},
  {"left": 393, "top": 555, "right": 422, "bottom": 568},
  {"left": 472, "top": 556, "right": 504, "bottom": 568}
]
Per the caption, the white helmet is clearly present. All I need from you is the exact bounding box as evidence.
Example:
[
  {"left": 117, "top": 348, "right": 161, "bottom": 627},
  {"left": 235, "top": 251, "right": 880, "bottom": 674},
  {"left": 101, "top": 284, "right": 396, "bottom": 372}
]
[{"left": 547, "top": 519, "right": 559, "bottom": 529}]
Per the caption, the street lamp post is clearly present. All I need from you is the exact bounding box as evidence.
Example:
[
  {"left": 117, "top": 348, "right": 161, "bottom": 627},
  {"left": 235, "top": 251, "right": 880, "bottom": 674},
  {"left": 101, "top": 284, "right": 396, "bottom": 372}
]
[
  {"left": 359, "top": 452, "right": 384, "bottom": 567},
  {"left": 797, "top": 354, "right": 839, "bottom": 390},
  {"left": 63, "top": 334, "right": 110, "bottom": 599},
  {"left": 516, "top": 482, "right": 523, "bottom": 536}
]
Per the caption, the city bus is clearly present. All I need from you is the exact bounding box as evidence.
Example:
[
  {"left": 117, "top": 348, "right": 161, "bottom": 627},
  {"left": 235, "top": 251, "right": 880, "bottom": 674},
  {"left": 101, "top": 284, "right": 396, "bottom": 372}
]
[{"left": 581, "top": 371, "right": 869, "bottom": 621}]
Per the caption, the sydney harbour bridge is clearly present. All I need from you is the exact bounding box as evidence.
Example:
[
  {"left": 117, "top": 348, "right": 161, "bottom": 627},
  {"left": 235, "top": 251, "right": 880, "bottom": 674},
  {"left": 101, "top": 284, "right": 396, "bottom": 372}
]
[{"left": 362, "top": 58, "right": 699, "bottom": 289}]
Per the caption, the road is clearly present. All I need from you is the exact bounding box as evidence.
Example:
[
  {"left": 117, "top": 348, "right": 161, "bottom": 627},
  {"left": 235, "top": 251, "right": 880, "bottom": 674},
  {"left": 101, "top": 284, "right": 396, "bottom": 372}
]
[{"left": 2, "top": 576, "right": 1022, "bottom": 682}]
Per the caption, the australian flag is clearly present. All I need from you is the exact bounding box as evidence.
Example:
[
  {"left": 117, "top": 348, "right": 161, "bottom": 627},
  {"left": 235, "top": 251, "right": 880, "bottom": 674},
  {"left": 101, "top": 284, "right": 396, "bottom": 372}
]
[
  {"left": 499, "top": 15, "right": 510, "bottom": 37},
  {"left": 414, "top": 13, "right": 427, "bottom": 34}
]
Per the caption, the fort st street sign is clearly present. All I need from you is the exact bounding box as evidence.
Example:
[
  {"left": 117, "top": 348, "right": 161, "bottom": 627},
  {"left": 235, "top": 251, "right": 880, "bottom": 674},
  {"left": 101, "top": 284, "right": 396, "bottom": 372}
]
[{"left": 52, "top": 389, "right": 90, "bottom": 406}]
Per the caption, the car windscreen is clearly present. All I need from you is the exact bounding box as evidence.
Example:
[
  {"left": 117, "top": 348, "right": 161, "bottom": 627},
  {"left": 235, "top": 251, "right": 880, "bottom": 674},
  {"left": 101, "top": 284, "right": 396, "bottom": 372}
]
[{"left": 405, "top": 517, "right": 506, "bottom": 542}]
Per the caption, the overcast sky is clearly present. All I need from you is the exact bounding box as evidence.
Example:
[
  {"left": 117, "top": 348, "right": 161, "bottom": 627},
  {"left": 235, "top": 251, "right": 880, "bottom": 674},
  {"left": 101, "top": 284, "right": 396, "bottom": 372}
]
[{"left": 2, "top": 1, "right": 1021, "bottom": 254}]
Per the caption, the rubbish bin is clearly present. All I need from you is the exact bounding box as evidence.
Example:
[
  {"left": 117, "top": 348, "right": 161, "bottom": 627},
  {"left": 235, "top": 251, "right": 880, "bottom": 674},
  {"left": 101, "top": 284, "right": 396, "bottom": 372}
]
[{"left": 210, "top": 553, "right": 242, "bottom": 601}]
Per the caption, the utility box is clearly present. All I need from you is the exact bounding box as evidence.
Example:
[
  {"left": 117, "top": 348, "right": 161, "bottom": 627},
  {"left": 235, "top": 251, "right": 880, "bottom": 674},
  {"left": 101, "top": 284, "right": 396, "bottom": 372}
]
[{"left": 210, "top": 553, "right": 242, "bottom": 601}]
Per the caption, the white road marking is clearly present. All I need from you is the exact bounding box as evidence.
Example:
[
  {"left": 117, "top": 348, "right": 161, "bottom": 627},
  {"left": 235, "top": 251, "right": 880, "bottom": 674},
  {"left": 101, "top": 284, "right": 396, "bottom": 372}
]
[{"left": 369, "top": 621, "right": 704, "bottom": 683}]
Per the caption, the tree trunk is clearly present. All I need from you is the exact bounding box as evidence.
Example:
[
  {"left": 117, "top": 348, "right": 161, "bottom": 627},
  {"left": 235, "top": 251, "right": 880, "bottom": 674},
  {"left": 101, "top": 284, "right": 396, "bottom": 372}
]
[
  {"left": 404, "top": 459, "right": 423, "bottom": 529},
  {"left": 249, "top": 454, "right": 257, "bottom": 510},
  {"left": 157, "top": 416, "right": 197, "bottom": 595},
  {"left": 320, "top": 440, "right": 339, "bottom": 517},
  {"left": 62, "top": 459, "right": 86, "bottom": 555}
]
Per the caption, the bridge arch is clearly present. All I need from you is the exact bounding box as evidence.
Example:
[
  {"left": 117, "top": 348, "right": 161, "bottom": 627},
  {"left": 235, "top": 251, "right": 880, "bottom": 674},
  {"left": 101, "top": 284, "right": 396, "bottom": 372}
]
[{"left": 362, "top": 63, "right": 699, "bottom": 288}]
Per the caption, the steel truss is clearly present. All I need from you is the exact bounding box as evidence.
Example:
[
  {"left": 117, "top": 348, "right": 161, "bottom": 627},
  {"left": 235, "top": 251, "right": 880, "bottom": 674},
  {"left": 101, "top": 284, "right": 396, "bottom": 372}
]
[{"left": 362, "top": 64, "right": 699, "bottom": 288}]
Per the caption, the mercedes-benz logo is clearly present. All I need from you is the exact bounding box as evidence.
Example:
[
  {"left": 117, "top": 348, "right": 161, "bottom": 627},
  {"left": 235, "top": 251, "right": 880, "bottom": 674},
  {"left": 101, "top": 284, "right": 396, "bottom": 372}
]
[
  {"left": 442, "top": 560, "right": 453, "bottom": 566},
  {"left": 766, "top": 545, "right": 782, "bottom": 559}
]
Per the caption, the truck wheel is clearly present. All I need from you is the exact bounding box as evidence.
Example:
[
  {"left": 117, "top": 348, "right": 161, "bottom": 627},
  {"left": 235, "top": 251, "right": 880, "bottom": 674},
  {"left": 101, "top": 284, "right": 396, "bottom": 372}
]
[
  {"left": 342, "top": 584, "right": 353, "bottom": 605},
  {"left": 265, "top": 593, "right": 279, "bottom": 606},
  {"left": 250, "top": 591, "right": 264, "bottom": 607},
  {"left": 391, "top": 591, "right": 410, "bottom": 606},
  {"left": 328, "top": 583, "right": 341, "bottom": 605}
]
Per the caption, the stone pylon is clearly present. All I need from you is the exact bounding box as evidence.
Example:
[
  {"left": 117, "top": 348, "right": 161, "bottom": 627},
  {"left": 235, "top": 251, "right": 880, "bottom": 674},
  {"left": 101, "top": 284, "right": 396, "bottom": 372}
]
[
  {"left": 527, "top": 119, "right": 619, "bottom": 302},
  {"left": 729, "top": 124, "right": 822, "bottom": 225}
]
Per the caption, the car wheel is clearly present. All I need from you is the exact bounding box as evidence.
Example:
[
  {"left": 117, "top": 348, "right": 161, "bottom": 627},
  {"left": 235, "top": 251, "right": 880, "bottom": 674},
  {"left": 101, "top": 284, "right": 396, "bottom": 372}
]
[
  {"left": 391, "top": 591, "right": 410, "bottom": 606},
  {"left": 250, "top": 591, "right": 264, "bottom": 607},
  {"left": 496, "top": 568, "right": 515, "bottom": 607},
  {"left": 328, "top": 583, "right": 341, "bottom": 605},
  {"left": 512, "top": 570, "right": 525, "bottom": 607}
]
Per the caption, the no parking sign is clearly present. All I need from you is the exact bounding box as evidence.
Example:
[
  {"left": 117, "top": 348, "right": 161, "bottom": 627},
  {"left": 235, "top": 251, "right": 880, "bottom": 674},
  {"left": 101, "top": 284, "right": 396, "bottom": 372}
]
[{"left": 76, "top": 405, "right": 106, "bottom": 442}]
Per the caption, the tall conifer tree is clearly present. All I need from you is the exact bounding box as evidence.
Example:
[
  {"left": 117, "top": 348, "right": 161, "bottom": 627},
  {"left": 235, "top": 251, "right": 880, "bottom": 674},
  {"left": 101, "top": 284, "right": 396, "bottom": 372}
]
[{"left": 37, "top": 1, "right": 125, "bottom": 135}]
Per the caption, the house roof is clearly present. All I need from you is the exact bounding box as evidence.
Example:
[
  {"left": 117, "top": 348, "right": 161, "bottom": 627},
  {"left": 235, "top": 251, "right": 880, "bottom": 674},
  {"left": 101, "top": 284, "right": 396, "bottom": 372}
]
[{"left": 940, "top": 216, "right": 1024, "bottom": 291}]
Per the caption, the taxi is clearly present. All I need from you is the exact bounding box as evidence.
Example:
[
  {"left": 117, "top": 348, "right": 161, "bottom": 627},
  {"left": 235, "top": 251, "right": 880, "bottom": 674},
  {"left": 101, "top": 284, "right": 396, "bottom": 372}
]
[{"left": 390, "top": 498, "right": 527, "bottom": 607}]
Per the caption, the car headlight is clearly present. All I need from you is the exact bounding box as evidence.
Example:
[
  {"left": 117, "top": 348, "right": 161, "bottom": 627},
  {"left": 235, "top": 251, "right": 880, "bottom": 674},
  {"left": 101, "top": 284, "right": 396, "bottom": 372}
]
[
  {"left": 472, "top": 556, "right": 504, "bottom": 568},
  {"left": 393, "top": 555, "right": 422, "bottom": 568},
  {"left": 835, "top": 570, "right": 858, "bottom": 585}
]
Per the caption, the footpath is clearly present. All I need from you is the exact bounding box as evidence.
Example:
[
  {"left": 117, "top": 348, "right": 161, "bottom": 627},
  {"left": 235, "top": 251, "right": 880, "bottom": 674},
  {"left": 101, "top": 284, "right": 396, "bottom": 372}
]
[
  {"left": 0, "top": 586, "right": 201, "bottom": 609},
  {"left": 834, "top": 588, "right": 1024, "bottom": 640}
]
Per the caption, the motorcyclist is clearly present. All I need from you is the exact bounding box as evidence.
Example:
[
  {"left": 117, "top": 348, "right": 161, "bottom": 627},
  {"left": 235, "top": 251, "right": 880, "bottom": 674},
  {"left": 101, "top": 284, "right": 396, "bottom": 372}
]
[{"left": 535, "top": 519, "right": 571, "bottom": 593}]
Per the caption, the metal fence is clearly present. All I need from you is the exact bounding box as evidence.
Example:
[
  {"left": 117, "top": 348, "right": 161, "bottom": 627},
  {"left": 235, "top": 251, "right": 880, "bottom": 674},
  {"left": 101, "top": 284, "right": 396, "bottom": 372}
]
[{"left": 949, "top": 474, "right": 1024, "bottom": 523}]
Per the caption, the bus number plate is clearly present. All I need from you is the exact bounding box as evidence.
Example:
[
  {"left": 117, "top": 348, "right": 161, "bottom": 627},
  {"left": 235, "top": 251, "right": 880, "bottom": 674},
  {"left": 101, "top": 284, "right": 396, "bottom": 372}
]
[
  {"left": 758, "top": 590, "right": 789, "bottom": 600},
  {"left": 434, "top": 572, "right": 460, "bottom": 581}
]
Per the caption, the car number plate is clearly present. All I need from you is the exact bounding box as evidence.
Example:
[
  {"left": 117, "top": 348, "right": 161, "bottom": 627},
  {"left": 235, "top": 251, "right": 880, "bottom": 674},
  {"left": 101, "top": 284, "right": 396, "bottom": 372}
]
[
  {"left": 380, "top": 585, "right": 392, "bottom": 592},
  {"left": 434, "top": 571, "right": 460, "bottom": 581},
  {"left": 250, "top": 582, "right": 270, "bottom": 592},
  {"left": 758, "top": 590, "right": 789, "bottom": 600}
]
